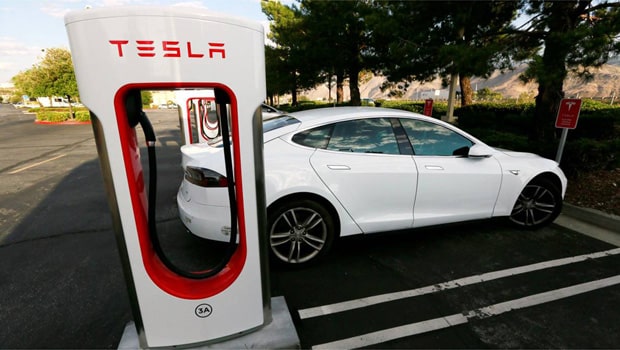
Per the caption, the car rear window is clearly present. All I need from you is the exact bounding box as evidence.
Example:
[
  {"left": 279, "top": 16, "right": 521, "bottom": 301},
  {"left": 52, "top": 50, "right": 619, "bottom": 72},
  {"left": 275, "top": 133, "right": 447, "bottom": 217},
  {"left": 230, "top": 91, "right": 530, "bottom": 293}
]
[{"left": 263, "top": 115, "right": 300, "bottom": 133}]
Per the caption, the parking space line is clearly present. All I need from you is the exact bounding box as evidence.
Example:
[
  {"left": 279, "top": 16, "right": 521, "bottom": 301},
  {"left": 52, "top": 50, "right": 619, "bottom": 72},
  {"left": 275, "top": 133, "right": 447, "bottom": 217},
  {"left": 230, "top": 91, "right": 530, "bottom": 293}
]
[
  {"left": 312, "top": 274, "right": 620, "bottom": 349},
  {"left": 299, "top": 248, "right": 620, "bottom": 319},
  {"left": 8, "top": 154, "right": 66, "bottom": 174}
]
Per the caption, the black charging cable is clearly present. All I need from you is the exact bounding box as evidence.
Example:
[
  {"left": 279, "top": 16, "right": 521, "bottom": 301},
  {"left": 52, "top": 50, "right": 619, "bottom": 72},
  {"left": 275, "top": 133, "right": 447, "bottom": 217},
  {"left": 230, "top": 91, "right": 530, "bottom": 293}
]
[{"left": 138, "top": 110, "right": 238, "bottom": 279}]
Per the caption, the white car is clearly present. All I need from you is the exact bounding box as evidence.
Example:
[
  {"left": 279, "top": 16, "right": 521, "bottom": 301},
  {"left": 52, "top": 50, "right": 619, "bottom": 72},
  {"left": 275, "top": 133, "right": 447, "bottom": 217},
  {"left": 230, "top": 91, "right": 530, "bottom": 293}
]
[
  {"left": 261, "top": 103, "right": 284, "bottom": 120},
  {"left": 177, "top": 107, "right": 566, "bottom": 266}
]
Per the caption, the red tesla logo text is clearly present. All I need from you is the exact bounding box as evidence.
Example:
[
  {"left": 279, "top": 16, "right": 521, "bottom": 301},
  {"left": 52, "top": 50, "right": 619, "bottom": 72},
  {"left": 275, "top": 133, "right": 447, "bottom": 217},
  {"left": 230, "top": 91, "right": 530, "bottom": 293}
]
[{"left": 109, "top": 40, "right": 226, "bottom": 59}]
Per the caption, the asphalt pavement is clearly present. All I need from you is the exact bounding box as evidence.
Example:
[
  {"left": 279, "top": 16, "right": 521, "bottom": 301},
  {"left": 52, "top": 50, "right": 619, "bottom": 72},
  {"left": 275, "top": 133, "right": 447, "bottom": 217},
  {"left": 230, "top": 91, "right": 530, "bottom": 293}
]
[{"left": 0, "top": 103, "right": 619, "bottom": 349}]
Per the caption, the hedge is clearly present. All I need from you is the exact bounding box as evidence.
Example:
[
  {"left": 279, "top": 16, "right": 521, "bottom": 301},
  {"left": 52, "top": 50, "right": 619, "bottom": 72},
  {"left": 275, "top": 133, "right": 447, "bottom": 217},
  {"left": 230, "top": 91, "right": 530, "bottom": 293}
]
[{"left": 35, "top": 108, "right": 90, "bottom": 122}]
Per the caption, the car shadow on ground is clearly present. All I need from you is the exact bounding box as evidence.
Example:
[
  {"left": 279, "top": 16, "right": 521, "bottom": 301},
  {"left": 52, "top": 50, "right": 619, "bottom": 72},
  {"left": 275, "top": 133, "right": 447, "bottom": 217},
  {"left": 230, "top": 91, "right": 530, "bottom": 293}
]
[{"left": 0, "top": 139, "right": 232, "bottom": 348}]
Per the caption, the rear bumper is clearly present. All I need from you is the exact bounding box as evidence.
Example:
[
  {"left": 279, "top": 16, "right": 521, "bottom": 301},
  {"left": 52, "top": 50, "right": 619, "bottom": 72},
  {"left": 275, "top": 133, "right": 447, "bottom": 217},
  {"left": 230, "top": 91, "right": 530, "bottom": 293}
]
[{"left": 176, "top": 189, "right": 232, "bottom": 242}]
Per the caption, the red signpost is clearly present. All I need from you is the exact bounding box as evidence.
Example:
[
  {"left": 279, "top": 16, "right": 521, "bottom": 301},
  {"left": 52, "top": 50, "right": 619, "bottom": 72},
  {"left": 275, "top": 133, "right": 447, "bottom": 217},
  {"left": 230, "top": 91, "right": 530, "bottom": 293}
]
[
  {"left": 555, "top": 98, "right": 582, "bottom": 163},
  {"left": 423, "top": 99, "right": 433, "bottom": 117}
]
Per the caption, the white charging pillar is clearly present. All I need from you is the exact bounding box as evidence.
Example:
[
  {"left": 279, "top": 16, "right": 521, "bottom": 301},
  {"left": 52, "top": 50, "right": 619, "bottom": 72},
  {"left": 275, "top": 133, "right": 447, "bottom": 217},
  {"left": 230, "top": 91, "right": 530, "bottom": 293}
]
[{"left": 65, "top": 7, "right": 274, "bottom": 348}]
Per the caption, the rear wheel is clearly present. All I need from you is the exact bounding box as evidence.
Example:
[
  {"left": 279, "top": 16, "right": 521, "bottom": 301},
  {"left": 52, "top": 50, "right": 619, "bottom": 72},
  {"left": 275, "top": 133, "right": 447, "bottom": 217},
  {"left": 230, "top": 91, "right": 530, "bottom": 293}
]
[
  {"left": 268, "top": 199, "right": 335, "bottom": 266},
  {"left": 510, "top": 178, "right": 562, "bottom": 229}
]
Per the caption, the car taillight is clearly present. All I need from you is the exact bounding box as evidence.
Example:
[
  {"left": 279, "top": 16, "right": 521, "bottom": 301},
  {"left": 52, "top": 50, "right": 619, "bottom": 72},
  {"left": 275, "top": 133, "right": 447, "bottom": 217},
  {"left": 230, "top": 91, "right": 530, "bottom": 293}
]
[{"left": 184, "top": 166, "right": 228, "bottom": 187}]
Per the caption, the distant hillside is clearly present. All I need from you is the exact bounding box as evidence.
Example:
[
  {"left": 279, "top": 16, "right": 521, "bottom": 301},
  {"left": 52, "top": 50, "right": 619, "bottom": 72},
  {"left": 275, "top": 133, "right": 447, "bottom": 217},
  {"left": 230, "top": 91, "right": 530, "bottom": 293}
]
[{"left": 299, "top": 60, "right": 620, "bottom": 102}]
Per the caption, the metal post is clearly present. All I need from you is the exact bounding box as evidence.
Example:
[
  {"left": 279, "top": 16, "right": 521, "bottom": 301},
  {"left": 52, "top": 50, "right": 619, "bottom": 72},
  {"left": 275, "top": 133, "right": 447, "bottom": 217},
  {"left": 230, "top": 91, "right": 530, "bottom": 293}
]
[{"left": 555, "top": 128, "right": 569, "bottom": 164}]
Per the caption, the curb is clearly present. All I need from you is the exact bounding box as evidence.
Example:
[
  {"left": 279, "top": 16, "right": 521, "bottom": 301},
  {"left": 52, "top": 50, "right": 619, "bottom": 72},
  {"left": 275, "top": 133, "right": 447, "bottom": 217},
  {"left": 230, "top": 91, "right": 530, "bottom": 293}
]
[
  {"left": 562, "top": 203, "right": 620, "bottom": 233},
  {"left": 34, "top": 120, "right": 91, "bottom": 125}
]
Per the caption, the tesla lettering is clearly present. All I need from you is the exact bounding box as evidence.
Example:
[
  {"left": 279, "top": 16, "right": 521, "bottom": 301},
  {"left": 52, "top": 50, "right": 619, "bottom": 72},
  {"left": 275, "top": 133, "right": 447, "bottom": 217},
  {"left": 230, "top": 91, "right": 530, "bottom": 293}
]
[{"left": 108, "top": 40, "right": 225, "bottom": 59}]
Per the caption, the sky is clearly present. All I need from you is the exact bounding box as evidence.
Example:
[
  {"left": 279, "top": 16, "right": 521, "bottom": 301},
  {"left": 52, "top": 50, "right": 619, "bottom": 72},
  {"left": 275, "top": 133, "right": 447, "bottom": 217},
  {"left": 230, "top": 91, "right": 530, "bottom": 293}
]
[{"left": 0, "top": 0, "right": 287, "bottom": 85}]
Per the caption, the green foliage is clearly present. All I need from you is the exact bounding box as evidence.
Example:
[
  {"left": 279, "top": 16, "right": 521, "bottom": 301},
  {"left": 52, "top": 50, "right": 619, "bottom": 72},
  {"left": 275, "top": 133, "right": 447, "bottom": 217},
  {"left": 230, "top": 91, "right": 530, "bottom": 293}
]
[
  {"left": 381, "top": 100, "right": 448, "bottom": 117},
  {"left": 475, "top": 87, "right": 503, "bottom": 101},
  {"left": 12, "top": 48, "right": 78, "bottom": 100},
  {"left": 456, "top": 102, "right": 534, "bottom": 134},
  {"left": 262, "top": 0, "right": 325, "bottom": 103},
  {"left": 562, "top": 138, "right": 620, "bottom": 175},
  {"left": 35, "top": 108, "right": 90, "bottom": 122},
  {"left": 465, "top": 128, "right": 531, "bottom": 151},
  {"left": 141, "top": 91, "right": 153, "bottom": 106},
  {"left": 371, "top": 1, "right": 518, "bottom": 105},
  {"left": 451, "top": 100, "right": 619, "bottom": 175},
  {"left": 74, "top": 110, "right": 91, "bottom": 122},
  {"left": 515, "top": 1, "right": 620, "bottom": 140},
  {"left": 36, "top": 111, "right": 72, "bottom": 122}
]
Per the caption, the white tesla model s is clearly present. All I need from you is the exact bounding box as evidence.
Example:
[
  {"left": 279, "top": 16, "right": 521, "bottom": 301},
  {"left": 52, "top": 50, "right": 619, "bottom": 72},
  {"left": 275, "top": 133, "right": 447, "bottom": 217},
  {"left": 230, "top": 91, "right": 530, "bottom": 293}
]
[{"left": 177, "top": 107, "right": 566, "bottom": 266}]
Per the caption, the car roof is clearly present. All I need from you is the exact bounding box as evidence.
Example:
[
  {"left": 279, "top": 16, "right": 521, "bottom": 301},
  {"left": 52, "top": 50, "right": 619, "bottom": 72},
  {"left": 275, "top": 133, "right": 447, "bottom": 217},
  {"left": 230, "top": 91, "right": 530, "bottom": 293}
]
[
  {"left": 289, "top": 106, "right": 420, "bottom": 129},
  {"left": 278, "top": 106, "right": 485, "bottom": 145}
]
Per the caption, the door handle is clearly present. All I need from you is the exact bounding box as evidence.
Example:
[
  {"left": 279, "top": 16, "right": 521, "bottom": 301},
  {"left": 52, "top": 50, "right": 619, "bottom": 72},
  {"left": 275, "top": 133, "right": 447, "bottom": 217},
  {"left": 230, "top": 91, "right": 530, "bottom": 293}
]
[
  {"left": 425, "top": 165, "right": 444, "bottom": 170},
  {"left": 327, "top": 165, "right": 351, "bottom": 170}
]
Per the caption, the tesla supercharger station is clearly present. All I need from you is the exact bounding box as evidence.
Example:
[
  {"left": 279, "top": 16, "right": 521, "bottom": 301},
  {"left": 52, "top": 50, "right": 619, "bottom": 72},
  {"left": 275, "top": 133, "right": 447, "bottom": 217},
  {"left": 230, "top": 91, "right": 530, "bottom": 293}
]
[
  {"left": 176, "top": 90, "right": 217, "bottom": 144},
  {"left": 65, "top": 7, "right": 296, "bottom": 348}
]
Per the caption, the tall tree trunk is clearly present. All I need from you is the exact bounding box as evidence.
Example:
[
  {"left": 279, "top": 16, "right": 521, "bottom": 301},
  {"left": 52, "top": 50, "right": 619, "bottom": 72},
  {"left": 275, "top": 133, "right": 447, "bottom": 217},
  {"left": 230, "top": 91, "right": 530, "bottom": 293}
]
[
  {"left": 531, "top": 2, "right": 577, "bottom": 142},
  {"left": 459, "top": 75, "right": 473, "bottom": 106},
  {"left": 349, "top": 68, "right": 361, "bottom": 106},
  {"left": 336, "top": 71, "right": 344, "bottom": 104},
  {"left": 327, "top": 74, "right": 333, "bottom": 102}
]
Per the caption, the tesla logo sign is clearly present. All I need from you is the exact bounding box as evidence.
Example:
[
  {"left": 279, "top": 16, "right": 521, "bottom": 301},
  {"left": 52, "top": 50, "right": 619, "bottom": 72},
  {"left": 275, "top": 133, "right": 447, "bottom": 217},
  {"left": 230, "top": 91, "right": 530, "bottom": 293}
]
[
  {"left": 109, "top": 40, "right": 226, "bottom": 59},
  {"left": 423, "top": 99, "right": 433, "bottom": 117},
  {"left": 555, "top": 98, "right": 582, "bottom": 129}
]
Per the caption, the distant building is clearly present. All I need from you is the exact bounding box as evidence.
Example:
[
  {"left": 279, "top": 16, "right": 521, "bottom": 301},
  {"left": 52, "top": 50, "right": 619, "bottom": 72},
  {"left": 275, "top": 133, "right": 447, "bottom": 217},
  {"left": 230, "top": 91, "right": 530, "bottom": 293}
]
[{"left": 37, "top": 96, "right": 72, "bottom": 107}]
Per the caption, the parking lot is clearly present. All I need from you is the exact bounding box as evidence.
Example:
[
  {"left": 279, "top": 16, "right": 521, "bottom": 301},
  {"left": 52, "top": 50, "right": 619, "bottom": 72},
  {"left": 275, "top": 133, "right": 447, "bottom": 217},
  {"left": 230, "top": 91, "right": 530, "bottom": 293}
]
[{"left": 1, "top": 103, "right": 619, "bottom": 349}]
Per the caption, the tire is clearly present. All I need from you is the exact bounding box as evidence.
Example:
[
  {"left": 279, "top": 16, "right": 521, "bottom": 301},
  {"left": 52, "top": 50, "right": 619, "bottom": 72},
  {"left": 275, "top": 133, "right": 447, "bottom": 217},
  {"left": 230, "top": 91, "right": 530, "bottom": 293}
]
[
  {"left": 267, "top": 199, "right": 335, "bottom": 266},
  {"left": 509, "top": 178, "right": 563, "bottom": 229}
]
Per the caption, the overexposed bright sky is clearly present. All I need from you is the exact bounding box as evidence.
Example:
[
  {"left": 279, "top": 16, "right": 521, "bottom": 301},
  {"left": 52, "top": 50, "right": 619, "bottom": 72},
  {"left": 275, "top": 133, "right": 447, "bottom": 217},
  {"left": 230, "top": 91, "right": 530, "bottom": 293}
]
[{"left": 0, "top": 0, "right": 288, "bottom": 84}]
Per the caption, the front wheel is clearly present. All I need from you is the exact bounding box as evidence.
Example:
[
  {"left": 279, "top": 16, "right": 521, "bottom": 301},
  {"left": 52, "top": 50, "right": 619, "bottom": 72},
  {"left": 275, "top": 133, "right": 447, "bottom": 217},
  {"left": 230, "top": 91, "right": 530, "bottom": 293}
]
[
  {"left": 268, "top": 199, "right": 335, "bottom": 266},
  {"left": 509, "top": 178, "right": 562, "bottom": 229}
]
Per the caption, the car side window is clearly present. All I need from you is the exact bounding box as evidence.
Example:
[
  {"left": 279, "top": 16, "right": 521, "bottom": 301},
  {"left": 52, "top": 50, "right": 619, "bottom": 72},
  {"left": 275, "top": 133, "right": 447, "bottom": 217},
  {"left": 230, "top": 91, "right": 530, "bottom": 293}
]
[
  {"left": 327, "top": 118, "right": 400, "bottom": 154},
  {"left": 400, "top": 119, "right": 473, "bottom": 156},
  {"left": 291, "top": 124, "right": 333, "bottom": 149}
]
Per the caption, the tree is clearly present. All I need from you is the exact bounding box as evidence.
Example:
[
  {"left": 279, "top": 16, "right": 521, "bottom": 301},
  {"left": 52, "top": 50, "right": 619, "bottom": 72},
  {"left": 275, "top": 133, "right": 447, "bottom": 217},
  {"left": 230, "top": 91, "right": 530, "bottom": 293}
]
[
  {"left": 476, "top": 87, "right": 503, "bottom": 101},
  {"left": 12, "top": 48, "right": 78, "bottom": 107},
  {"left": 297, "top": 0, "right": 375, "bottom": 105},
  {"left": 262, "top": 0, "right": 323, "bottom": 105},
  {"left": 141, "top": 91, "right": 153, "bottom": 107},
  {"left": 371, "top": 1, "right": 519, "bottom": 106},
  {"left": 515, "top": 0, "right": 620, "bottom": 141}
]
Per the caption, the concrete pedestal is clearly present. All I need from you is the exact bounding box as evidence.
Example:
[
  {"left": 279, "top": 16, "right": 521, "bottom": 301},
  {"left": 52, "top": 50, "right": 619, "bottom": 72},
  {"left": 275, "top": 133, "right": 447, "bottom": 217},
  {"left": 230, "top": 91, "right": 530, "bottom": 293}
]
[{"left": 118, "top": 296, "right": 299, "bottom": 349}]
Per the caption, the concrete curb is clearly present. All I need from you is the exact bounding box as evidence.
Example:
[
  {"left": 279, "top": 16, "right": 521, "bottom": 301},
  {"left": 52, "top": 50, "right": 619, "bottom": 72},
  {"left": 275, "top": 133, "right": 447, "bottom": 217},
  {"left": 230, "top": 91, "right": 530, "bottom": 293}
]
[{"left": 562, "top": 203, "right": 620, "bottom": 233}]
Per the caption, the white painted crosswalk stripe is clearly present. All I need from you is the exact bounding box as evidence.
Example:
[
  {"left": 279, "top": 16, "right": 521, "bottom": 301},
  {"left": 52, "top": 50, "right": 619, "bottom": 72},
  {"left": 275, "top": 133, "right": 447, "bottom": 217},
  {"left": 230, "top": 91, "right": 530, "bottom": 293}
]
[
  {"left": 299, "top": 248, "right": 620, "bottom": 319},
  {"left": 312, "top": 274, "right": 620, "bottom": 349}
]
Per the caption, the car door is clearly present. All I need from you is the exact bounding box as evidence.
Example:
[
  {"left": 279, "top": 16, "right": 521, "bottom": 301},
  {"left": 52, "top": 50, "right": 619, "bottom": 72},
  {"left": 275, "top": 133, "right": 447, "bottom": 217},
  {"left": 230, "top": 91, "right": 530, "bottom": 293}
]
[
  {"left": 307, "top": 118, "right": 418, "bottom": 233},
  {"left": 399, "top": 118, "right": 503, "bottom": 228}
]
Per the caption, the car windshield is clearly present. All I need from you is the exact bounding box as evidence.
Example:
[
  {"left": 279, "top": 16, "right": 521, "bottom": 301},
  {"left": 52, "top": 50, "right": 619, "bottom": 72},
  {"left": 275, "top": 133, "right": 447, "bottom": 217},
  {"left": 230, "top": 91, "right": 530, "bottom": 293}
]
[{"left": 263, "top": 115, "right": 300, "bottom": 133}]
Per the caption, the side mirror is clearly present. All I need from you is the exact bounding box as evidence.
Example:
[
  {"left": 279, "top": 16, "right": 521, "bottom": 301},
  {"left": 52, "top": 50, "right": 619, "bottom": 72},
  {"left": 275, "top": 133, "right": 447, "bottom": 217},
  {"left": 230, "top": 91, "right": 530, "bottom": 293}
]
[{"left": 468, "top": 144, "right": 493, "bottom": 158}]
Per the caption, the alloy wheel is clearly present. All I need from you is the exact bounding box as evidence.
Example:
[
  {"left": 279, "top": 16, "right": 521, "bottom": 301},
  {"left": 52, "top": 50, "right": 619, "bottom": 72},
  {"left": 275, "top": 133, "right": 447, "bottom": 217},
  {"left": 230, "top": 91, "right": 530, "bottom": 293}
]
[
  {"left": 510, "top": 183, "right": 559, "bottom": 227},
  {"left": 269, "top": 206, "right": 329, "bottom": 264}
]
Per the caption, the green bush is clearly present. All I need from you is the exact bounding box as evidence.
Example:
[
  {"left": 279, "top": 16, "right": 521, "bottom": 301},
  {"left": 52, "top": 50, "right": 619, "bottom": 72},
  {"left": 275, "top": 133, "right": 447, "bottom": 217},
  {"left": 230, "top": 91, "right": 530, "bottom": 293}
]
[
  {"left": 465, "top": 128, "right": 530, "bottom": 151},
  {"left": 381, "top": 100, "right": 447, "bottom": 119},
  {"left": 75, "top": 110, "right": 91, "bottom": 122},
  {"left": 35, "top": 108, "right": 91, "bottom": 122},
  {"left": 36, "top": 111, "right": 71, "bottom": 122},
  {"left": 456, "top": 102, "right": 535, "bottom": 134},
  {"left": 561, "top": 137, "right": 620, "bottom": 175}
]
